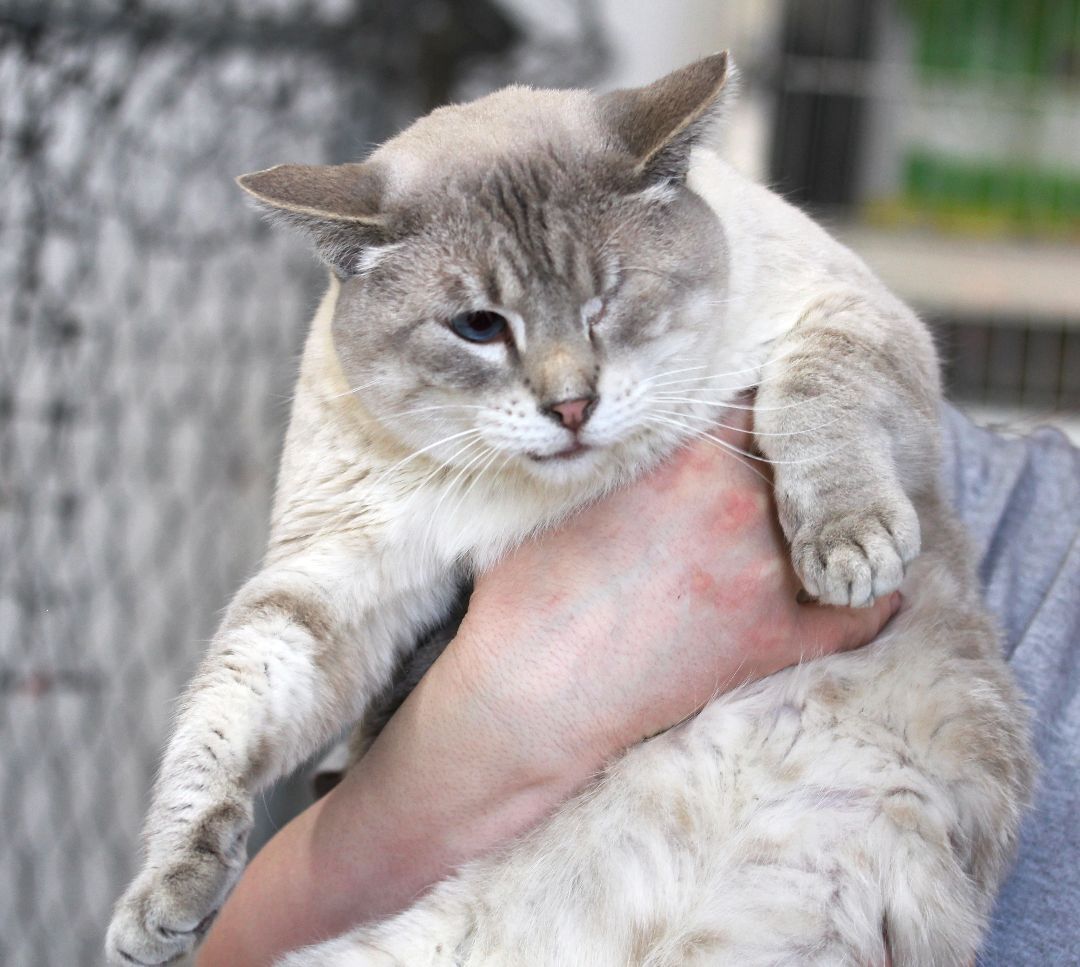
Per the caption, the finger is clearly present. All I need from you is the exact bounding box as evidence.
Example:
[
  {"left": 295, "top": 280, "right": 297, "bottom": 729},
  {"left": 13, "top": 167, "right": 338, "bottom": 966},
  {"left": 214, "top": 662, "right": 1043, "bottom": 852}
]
[
  {"left": 804, "top": 591, "right": 902, "bottom": 656},
  {"left": 839, "top": 590, "right": 901, "bottom": 650}
]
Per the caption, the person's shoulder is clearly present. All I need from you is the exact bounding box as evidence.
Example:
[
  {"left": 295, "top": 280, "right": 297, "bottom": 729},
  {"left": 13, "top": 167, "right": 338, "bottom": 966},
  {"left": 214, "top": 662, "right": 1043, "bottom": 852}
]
[
  {"left": 940, "top": 402, "right": 1079, "bottom": 497},
  {"left": 940, "top": 401, "right": 1080, "bottom": 657}
]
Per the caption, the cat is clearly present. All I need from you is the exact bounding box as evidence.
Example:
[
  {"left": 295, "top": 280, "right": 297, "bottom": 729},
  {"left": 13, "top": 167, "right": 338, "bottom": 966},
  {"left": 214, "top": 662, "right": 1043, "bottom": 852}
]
[{"left": 106, "top": 53, "right": 1033, "bottom": 967}]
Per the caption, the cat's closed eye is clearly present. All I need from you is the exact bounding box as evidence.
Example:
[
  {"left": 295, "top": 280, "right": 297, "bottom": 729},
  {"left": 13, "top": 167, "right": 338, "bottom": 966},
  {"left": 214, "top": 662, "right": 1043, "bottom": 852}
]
[{"left": 582, "top": 296, "right": 607, "bottom": 333}]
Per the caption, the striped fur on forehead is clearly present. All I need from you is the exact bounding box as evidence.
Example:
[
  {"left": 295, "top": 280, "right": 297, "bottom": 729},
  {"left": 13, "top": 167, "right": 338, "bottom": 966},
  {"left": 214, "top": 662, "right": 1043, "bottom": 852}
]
[
  {"left": 407, "top": 144, "right": 630, "bottom": 303},
  {"left": 480, "top": 161, "right": 623, "bottom": 306}
]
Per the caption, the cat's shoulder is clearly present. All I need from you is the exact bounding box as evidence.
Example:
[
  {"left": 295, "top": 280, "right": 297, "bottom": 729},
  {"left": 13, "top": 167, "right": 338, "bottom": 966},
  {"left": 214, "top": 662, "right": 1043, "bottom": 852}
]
[{"left": 688, "top": 150, "right": 846, "bottom": 252}]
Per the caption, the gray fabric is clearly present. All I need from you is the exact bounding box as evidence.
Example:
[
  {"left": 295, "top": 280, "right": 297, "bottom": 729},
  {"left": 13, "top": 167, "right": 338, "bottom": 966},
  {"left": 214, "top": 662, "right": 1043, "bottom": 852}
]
[{"left": 939, "top": 405, "right": 1080, "bottom": 965}]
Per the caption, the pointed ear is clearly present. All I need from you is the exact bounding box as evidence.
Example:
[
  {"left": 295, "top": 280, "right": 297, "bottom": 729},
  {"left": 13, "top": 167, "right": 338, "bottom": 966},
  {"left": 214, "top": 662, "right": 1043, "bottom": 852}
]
[
  {"left": 599, "top": 52, "right": 734, "bottom": 186},
  {"left": 236, "top": 163, "right": 389, "bottom": 277}
]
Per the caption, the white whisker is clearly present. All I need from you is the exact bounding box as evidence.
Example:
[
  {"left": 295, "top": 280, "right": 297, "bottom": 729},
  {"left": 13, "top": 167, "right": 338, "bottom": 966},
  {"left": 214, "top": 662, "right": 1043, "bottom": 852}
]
[
  {"left": 444, "top": 446, "right": 505, "bottom": 532},
  {"left": 430, "top": 440, "right": 492, "bottom": 511},
  {"left": 644, "top": 340, "right": 811, "bottom": 392},
  {"left": 638, "top": 363, "right": 708, "bottom": 386},
  {"left": 650, "top": 408, "right": 842, "bottom": 437},
  {"left": 373, "top": 427, "right": 485, "bottom": 483},
  {"left": 645, "top": 380, "right": 760, "bottom": 397},
  {"left": 405, "top": 437, "right": 487, "bottom": 502},
  {"left": 418, "top": 440, "right": 495, "bottom": 557},
  {"left": 318, "top": 375, "right": 397, "bottom": 404},
  {"left": 646, "top": 413, "right": 846, "bottom": 468},
  {"left": 701, "top": 297, "right": 738, "bottom": 306},
  {"left": 386, "top": 402, "right": 486, "bottom": 419},
  {"left": 646, "top": 368, "right": 769, "bottom": 391},
  {"left": 643, "top": 416, "right": 772, "bottom": 484},
  {"left": 648, "top": 394, "right": 826, "bottom": 414},
  {"left": 619, "top": 264, "right": 690, "bottom": 282}
]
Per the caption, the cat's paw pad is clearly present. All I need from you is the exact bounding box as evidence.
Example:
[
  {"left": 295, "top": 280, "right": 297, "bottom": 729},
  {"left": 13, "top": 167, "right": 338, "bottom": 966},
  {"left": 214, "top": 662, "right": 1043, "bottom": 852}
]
[
  {"left": 792, "top": 499, "right": 920, "bottom": 607},
  {"left": 105, "top": 802, "right": 251, "bottom": 966}
]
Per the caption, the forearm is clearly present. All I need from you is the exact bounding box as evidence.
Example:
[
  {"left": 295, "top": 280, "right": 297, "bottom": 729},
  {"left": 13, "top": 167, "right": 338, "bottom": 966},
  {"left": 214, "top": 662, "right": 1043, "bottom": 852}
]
[{"left": 197, "top": 622, "right": 599, "bottom": 966}]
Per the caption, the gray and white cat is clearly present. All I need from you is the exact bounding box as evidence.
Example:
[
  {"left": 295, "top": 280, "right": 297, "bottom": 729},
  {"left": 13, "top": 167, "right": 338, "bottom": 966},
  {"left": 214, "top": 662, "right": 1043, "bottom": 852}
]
[{"left": 106, "top": 55, "right": 1033, "bottom": 967}]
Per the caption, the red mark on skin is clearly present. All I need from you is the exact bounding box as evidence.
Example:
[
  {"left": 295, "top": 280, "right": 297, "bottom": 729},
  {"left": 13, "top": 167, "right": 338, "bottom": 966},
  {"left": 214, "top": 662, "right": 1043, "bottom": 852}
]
[
  {"left": 645, "top": 457, "right": 683, "bottom": 494},
  {"left": 686, "top": 566, "right": 758, "bottom": 614},
  {"left": 689, "top": 566, "right": 718, "bottom": 600},
  {"left": 646, "top": 441, "right": 719, "bottom": 495},
  {"left": 707, "top": 491, "right": 760, "bottom": 539},
  {"left": 682, "top": 444, "right": 717, "bottom": 476},
  {"left": 717, "top": 571, "right": 759, "bottom": 611},
  {"left": 544, "top": 590, "right": 567, "bottom": 611}
]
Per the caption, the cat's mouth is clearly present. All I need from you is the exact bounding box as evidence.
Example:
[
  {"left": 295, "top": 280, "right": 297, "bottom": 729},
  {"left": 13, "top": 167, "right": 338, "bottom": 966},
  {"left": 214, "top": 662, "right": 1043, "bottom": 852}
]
[{"left": 529, "top": 441, "right": 591, "bottom": 462}]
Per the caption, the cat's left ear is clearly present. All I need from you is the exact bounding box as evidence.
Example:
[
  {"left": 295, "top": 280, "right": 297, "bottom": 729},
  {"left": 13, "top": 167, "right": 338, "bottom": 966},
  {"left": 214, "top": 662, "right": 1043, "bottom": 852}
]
[
  {"left": 236, "top": 162, "right": 389, "bottom": 278},
  {"left": 599, "top": 52, "right": 734, "bottom": 187}
]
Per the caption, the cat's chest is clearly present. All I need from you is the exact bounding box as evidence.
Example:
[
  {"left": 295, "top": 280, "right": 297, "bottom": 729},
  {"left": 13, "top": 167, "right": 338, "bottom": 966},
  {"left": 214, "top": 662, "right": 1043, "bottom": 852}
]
[{"left": 386, "top": 472, "right": 587, "bottom": 574}]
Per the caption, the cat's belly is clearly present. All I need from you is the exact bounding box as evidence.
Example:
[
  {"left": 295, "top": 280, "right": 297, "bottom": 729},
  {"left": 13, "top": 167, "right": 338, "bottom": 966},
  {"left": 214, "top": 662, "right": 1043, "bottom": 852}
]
[
  {"left": 293, "top": 540, "right": 1031, "bottom": 967},
  {"left": 552, "top": 545, "right": 1028, "bottom": 964}
]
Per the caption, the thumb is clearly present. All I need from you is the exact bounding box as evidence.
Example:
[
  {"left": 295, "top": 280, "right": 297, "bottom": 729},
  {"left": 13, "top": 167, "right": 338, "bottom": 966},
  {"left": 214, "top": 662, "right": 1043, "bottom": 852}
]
[{"left": 802, "top": 591, "right": 902, "bottom": 657}]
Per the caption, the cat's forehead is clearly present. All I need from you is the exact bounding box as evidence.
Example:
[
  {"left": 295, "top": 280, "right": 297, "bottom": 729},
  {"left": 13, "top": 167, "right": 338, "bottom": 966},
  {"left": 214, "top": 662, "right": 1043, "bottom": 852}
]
[
  {"left": 364, "top": 88, "right": 628, "bottom": 301},
  {"left": 371, "top": 86, "right": 602, "bottom": 196}
]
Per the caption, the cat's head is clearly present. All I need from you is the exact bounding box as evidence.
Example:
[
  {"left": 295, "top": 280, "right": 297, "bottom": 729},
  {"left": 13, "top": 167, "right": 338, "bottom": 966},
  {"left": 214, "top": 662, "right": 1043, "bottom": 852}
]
[{"left": 239, "top": 55, "right": 735, "bottom": 489}]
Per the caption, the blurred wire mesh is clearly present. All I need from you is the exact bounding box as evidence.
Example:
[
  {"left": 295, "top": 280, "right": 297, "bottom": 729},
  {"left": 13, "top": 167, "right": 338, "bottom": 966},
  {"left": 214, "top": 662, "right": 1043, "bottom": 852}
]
[
  {"left": 1, "top": 1, "right": 1077, "bottom": 965},
  {"left": 0, "top": 1, "right": 601, "bottom": 963}
]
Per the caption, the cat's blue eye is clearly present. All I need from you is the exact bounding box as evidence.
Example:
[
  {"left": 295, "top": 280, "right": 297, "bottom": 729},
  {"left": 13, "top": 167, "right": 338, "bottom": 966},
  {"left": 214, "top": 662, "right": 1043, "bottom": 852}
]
[{"left": 448, "top": 311, "right": 509, "bottom": 344}]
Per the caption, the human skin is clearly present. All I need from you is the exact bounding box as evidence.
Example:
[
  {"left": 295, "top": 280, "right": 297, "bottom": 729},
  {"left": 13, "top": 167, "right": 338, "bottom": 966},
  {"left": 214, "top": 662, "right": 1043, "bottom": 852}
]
[{"left": 198, "top": 413, "right": 900, "bottom": 966}]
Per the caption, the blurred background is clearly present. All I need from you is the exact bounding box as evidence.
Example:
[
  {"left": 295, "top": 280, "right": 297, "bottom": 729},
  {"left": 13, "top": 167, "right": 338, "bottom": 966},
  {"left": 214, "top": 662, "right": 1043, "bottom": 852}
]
[{"left": 2, "top": 0, "right": 1077, "bottom": 963}]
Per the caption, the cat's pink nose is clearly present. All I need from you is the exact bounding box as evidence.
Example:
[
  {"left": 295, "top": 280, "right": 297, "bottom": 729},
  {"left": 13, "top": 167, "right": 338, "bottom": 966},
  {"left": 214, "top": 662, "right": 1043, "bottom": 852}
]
[{"left": 545, "top": 395, "right": 597, "bottom": 432}]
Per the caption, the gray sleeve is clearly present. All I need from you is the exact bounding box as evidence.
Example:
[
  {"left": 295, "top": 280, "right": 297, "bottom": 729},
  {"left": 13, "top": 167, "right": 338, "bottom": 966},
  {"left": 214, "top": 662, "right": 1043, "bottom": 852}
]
[{"left": 939, "top": 405, "right": 1080, "bottom": 965}]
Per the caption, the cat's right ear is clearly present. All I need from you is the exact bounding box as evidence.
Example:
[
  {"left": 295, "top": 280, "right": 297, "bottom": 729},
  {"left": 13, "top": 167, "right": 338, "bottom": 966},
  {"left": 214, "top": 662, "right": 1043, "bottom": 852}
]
[{"left": 236, "top": 163, "right": 388, "bottom": 278}]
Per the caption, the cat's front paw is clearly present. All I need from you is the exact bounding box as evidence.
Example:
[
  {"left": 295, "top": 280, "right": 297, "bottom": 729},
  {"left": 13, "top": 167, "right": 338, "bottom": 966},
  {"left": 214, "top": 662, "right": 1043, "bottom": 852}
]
[
  {"left": 791, "top": 496, "right": 920, "bottom": 607},
  {"left": 105, "top": 801, "right": 251, "bottom": 966}
]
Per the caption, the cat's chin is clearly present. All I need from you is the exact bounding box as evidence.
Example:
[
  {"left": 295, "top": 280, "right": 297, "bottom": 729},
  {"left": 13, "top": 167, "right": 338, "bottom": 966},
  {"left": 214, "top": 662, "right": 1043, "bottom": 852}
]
[
  {"left": 527, "top": 440, "right": 590, "bottom": 463},
  {"left": 520, "top": 443, "right": 606, "bottom": 486},
  {"left": 518, "top": 429, "right": 682, "bottom": 492}
]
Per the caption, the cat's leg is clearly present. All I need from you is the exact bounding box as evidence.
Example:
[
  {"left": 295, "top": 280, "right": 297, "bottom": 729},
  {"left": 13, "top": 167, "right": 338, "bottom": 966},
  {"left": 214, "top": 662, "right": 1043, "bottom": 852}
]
[
  {"left": 750, "top": 294, "right": 1032, "bottom": 958},
  {"left": 106, "top": 545, "right": 455, "bottom": 966},
  {"left": 754, "top": 291, "right": 940, "bottom": 606}
]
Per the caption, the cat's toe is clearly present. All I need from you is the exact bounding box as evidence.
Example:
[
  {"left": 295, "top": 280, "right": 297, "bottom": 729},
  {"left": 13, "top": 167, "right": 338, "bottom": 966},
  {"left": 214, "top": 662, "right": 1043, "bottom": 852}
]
[
  {"left": 106, "top": 817, "right": 249, "bottom": 965},
  {"left": 105, "top": 880, "right": 210, "bottom": 966},
  {"left": 793, "top": 500, "right": 920, "bottom": 607}
]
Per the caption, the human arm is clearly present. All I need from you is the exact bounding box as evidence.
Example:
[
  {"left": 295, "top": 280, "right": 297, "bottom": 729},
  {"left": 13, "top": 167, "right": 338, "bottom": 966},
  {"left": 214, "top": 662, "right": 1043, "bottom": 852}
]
[{"left": 198, "top": 413, "right": 900, "bottom": 965}]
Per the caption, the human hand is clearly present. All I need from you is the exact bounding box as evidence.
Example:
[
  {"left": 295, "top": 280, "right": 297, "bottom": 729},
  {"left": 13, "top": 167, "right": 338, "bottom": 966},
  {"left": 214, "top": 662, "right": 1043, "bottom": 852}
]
[{"left": 455, "top": 405, "right": 901, "bottom": 779}]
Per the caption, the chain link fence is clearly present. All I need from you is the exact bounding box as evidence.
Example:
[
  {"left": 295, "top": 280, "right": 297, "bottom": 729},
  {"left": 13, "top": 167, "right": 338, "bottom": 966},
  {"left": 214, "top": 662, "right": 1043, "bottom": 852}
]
[{"left": 0, "top": 2, "right": 601, "bottom": 963}]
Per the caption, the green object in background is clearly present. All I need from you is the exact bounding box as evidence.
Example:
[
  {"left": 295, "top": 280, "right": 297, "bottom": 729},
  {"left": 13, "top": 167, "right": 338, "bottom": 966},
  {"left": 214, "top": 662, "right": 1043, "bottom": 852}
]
[
  {"left": 895, "top": 0, "right": 1080, "bottom": 235},
  {"left": 904, "top": 0, "right": 1080, "bottom": 78},
  {"left": 900, "top": 151, "right": 1080, "bottom": 234}
]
